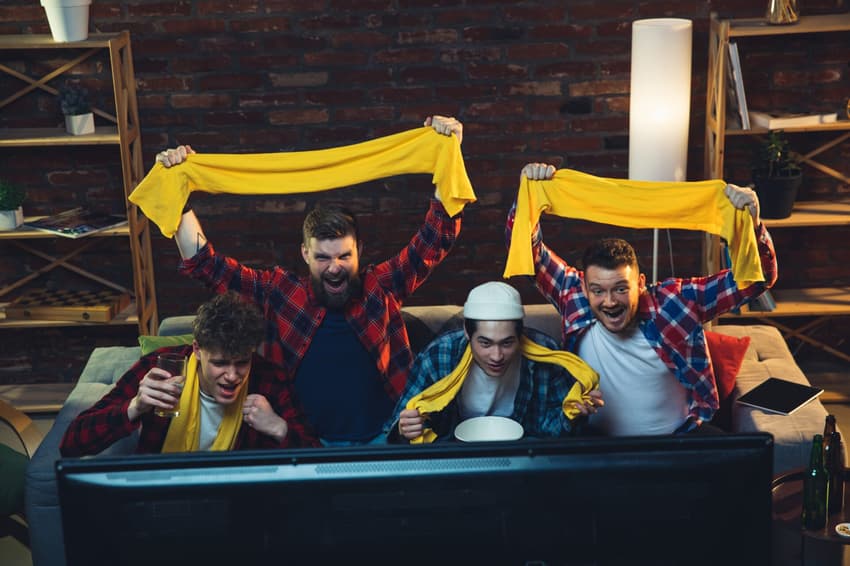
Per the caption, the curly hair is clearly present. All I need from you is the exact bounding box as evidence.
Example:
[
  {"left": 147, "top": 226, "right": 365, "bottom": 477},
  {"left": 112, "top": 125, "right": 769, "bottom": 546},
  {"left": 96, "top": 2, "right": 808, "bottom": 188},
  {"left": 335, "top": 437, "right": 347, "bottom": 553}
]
[
  {"left": 192, "top": 292, "right": 264, "bottom": 358},
  {"left": 582, "top": 238, "right": 640, "bottom": 272},
  {"left": 302, "top": 202, "right": 359, "bottom": 244}
]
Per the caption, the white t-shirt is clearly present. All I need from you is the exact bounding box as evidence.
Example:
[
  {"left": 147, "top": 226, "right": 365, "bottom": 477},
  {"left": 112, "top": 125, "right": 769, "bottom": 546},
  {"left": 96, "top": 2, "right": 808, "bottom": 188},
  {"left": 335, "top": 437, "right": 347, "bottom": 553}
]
[
  {"left": 198, "top": 389, "right": 226, "bottom": 450},
  {"left": 458, "top": 357, "right": 521, "bottom": 420},
  {"left": 579, "top": 322, "right": 688, "bottom": 435}
]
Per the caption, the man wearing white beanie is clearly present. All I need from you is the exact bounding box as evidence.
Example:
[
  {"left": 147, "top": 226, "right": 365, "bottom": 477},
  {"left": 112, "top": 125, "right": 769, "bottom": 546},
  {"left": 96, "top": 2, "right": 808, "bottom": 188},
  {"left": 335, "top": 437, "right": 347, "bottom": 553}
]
[{"left": 390, "top": 281, "right": 602, "bottom": 443}]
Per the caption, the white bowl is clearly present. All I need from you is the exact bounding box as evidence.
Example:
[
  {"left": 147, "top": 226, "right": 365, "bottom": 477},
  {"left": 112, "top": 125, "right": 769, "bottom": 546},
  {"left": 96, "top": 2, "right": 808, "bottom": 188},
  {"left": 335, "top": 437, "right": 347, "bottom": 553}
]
[{"left": 454, "top": 416, "right": 524, "bottom": 442}]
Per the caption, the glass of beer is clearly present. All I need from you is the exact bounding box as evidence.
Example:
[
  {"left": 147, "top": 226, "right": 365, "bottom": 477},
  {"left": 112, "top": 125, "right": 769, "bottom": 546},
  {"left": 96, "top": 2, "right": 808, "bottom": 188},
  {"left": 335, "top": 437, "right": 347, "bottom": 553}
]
[{"left": 154, "top": 353, "right": 187, "bottom": 418}]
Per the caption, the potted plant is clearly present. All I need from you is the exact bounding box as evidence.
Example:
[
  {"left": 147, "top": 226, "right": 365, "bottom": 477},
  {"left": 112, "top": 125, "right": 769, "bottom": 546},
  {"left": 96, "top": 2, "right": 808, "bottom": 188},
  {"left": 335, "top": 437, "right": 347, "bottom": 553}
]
[
  {"left": 751, "top": 130, "right": 803, "bottom": 219},
  {"left": 0, "top": 178, "right": 26, "bottom": 231},
  {"left": 58, "top": 82, "right": 94, "bottom": 135}
]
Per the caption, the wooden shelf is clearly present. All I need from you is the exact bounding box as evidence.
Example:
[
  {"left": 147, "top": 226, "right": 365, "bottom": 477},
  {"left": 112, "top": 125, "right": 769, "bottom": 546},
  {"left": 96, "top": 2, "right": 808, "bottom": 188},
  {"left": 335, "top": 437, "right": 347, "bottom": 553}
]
[
  {"left": 723, "top": 287, "right": 850, "bottom": 318},
  {"left": 725, "top": 122, "right": 850, "bottom": 136},
  {"left": 0, "top": 220, "right": 130, "bottom": 240},
  {"left": 705, "top": 14, "right": 850, "bottom": 364},
  {"left": 0, "top": 126, "right": 139, "bottom": 146},
  {"left": 727, "top": 13, "right": 850, "bottom": 37},
  {"left": 0, "top": 31, "right": 158, "bottom": 335},
  {"left": 0, "top": 33, "right": 130, "bottom": 50},
  {"left": 0, "top": 382, "right": 76, "bottom": 414},
  {"left": 0, "top": 300, "right": 139, "bottom": 329},
  {"left": 762, "top": 200, "right": 850, "bottom": 228}
]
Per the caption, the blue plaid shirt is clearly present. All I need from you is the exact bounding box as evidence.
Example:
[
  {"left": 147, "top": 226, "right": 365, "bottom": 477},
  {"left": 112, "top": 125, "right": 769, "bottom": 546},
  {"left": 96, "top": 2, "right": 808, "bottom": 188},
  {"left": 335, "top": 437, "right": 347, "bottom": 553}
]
[
  {"left": 505, "top": 203, "right": 778, "bottom": 430},
  {"left": 388, "top": 327, "right": 578, "bottom": 440}
]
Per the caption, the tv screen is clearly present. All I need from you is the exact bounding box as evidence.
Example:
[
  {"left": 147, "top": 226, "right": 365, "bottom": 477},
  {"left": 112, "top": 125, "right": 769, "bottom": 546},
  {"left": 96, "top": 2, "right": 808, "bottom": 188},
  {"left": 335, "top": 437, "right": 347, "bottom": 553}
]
[{"left": 56, "top": 434, "right": 773, "bottom": 566}]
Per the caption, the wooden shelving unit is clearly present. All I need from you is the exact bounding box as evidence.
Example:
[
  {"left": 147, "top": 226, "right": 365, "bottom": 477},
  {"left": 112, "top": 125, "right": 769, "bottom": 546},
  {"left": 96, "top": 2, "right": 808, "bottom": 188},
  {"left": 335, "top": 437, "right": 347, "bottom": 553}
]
[
  {"left": 0, "top": 32, "right": 157, "bottom": 334},
  {"left": 705, "top": 13, "right": 850, "bottom": 362}
]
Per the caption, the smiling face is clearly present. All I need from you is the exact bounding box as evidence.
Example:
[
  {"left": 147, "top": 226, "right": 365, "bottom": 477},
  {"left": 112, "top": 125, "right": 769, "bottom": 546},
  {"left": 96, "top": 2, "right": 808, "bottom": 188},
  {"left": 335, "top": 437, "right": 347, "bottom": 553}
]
[
  {"left": 302, "top": 235, "right": 362, "bottom": 309},
  {"left": 465, "top": 320, "right": 522, "bottom": 378},
  {"left": 582, "top": 264, "right": 645, "bottom": 334},
  {"left": 193, "top": 344, "right": 253, "bottom": 405}
]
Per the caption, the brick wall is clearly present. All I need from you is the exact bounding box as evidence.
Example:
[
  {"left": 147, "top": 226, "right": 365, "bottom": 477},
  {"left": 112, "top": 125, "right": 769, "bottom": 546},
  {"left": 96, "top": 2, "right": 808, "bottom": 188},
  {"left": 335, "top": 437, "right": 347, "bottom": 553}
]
[{"left": 0, "top": 0, "right": 848, "bottom": 384}]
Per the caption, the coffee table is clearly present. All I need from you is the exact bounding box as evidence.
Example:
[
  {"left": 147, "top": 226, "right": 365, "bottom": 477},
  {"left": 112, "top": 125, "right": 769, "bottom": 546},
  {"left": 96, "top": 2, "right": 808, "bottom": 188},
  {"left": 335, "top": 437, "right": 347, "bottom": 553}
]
[{"left": 772, "top": 467, "right": 850, "bottom": 565}]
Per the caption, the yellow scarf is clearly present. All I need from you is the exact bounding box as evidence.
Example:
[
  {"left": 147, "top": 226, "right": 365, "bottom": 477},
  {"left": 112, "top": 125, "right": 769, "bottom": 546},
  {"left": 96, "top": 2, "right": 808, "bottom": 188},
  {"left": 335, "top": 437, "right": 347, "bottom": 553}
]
[
  {"left": 128, "top": 127, "right": 475, "bottom": 238},
  {"left": 405, "top": 336, "right": 599, "bottom": 444},
  {"left": 504, "top": 169, "right": 764, "bottom": 288},
  {"left": 161, "top": 353, "right": 248, "bottom": 452}
]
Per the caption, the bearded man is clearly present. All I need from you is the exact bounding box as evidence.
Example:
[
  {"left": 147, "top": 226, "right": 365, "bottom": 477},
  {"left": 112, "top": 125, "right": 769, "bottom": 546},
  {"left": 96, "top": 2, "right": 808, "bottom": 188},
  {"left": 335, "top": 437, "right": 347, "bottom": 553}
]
[{"left": 158, "top": 115, "right": 464, "bottom": 445}]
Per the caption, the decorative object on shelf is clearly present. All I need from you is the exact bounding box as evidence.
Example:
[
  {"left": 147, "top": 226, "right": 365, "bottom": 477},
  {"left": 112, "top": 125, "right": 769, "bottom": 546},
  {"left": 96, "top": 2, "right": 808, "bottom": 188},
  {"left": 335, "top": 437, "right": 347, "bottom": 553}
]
[
  {"left": 0, "top": 178, "right": 25, "bottom": 231},
  {"left": 767, "top": 0, "right": 799, "bottom": 24},
  {"left": 57, "top": 82, "right": 94, "bottom": 135},
  {"left": 751, "top": 130, "right": 803, "bottom": 219},
  {"left": 4, "top": 288, "right": 131, "bottom": 323},
  {"left": 726, "top": 41, "right": 750, "bottom": 130},
  {"left": 749, "top": 110, "right": 837, "bottom": 129},
  {"left": 628, "top": 17, "right": 692, "bottom": 282},
  {"left": 40, "top": 0, "right": 91, "bottom": 42}
]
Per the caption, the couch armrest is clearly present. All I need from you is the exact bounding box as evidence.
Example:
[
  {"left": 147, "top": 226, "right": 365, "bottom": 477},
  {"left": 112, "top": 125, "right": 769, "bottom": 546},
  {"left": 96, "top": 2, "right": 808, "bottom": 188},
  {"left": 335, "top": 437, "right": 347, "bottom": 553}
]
[{"left": 25, "top": 346, "right": 141, "bottom": 566}]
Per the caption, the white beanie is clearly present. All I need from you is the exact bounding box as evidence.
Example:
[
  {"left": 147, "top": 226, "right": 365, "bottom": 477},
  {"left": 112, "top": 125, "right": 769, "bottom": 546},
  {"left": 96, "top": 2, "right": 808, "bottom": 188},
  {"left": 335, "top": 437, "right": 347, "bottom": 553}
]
[{"left": 463, "top": 281, "right": 524, "bottom": 321}]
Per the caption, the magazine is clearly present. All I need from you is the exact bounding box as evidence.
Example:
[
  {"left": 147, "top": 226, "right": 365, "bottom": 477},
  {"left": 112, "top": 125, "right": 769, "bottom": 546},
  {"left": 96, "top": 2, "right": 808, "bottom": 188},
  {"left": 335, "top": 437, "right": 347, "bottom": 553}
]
[{"left": 24, "top": 207, "right": 128, "bottom": 239}]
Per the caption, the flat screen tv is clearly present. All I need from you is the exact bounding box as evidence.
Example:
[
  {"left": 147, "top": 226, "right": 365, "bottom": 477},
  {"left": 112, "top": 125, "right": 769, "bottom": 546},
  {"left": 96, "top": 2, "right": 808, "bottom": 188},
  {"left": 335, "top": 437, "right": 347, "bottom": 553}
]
[{"left": 56, "top": 434, "right": 773, "bottom": 566}]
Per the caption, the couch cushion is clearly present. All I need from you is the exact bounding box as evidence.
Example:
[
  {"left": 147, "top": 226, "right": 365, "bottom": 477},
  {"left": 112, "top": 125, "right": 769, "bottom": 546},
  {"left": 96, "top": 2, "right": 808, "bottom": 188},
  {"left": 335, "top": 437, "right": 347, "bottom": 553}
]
[
  {"left": 706, "top": 330, "right": 751, "bottom": 431},
  {"left": 706, "top": 331, "right": 750, "bottom": 402}
]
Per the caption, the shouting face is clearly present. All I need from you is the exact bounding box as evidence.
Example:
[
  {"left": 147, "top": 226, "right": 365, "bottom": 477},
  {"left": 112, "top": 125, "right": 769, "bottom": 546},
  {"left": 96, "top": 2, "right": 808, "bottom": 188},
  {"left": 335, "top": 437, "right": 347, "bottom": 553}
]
[
  {"left": 302, "top": 235, "right": 362, "bottom": 309},
  {"left": 193, "top": 344, "right": 253, "bottom": 405},
  {"left": 582, "top": 263, "right": 645, "bottom": 334}
]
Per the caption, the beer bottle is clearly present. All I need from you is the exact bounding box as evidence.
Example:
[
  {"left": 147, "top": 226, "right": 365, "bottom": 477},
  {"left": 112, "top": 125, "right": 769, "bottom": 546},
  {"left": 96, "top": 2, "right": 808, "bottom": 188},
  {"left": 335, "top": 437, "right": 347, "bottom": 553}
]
[
  {"left": 824, "top": 414, "right": 837, "bottom": 453},
  {"left": 803, "top": 434, "right": 829, "bottom": 530},
  {"left": 826, "top": 431, "right": 845, "bottom": 515}
]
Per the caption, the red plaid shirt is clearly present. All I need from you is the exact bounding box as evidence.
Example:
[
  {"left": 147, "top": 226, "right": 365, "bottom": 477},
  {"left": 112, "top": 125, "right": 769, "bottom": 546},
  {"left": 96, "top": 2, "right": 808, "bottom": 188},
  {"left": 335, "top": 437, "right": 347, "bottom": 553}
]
[
  {"left": 180, "top": 199, "right": 461, "bottom": 412},
  {"left": 59, "top": 345, "right": 320, "bottom": 456}
]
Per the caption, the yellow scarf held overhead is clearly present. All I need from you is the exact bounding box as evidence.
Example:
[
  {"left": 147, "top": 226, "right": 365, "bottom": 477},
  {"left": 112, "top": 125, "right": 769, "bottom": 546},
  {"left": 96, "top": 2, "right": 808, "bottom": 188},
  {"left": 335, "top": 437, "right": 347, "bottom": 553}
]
[
  {"left": 504, "top": 169, "right": 764, "bottom": 288},
  {"left": 128, "top": 127, "right": 475, "bottom": 238},
  {"left": 161, "top": 353, "right": 249, "bottom": 453},
  {"left": 406, "top": 336, "right": 599, "bottom": 444}
]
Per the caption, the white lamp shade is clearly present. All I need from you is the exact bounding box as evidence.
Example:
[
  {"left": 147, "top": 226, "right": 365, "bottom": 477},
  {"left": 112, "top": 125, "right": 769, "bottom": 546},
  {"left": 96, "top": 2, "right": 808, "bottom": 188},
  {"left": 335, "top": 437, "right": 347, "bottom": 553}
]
[{"left": 628, "top": 18, "right": 693, "bottom": 182}]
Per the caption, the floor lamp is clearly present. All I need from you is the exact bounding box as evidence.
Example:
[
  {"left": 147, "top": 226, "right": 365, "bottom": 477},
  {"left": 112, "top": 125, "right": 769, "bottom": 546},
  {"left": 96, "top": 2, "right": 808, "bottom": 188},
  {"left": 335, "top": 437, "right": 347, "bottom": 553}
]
[{"left": 628, "top": 18, "right": 693, "bottom": 282}]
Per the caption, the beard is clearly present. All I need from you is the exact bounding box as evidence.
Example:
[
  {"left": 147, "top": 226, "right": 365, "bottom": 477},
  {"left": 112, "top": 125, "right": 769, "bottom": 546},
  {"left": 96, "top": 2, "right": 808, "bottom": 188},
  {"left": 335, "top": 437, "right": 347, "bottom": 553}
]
[{"left": 310, "top": 270, "right": 363, "bottom": 309}]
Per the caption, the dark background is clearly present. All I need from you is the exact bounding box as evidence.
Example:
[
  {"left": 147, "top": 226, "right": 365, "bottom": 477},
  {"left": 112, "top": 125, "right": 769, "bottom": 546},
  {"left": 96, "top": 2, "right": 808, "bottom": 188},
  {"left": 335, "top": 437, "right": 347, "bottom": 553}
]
[{"left": 1, "top": 0, "right": 848, "bottom": 384}]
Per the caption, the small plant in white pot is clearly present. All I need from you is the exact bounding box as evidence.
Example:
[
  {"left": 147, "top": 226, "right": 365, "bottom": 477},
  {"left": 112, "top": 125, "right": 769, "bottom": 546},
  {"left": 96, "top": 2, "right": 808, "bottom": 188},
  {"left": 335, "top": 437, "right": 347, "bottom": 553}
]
[
  {"left": 0, "top": 178, "right": 26, "bottom": 231},
  {"left": 58, "top": 82, "right": 94, "bottom": 135}
]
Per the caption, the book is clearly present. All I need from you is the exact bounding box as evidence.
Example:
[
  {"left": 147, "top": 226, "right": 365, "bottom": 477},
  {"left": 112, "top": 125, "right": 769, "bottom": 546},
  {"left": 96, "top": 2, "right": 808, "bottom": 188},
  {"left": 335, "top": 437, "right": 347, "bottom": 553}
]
[
  {"left": 749, "top": 110, "right": 838, "bottom": 130},
  {"left": 726, "top": 41, "right": 750, "bottom": 130},
  {"left": 736, "top": 376, "right": 824, "bottom": 415},
  {"left": 23, "top": 207, "right": 127, "bottom": 239}
]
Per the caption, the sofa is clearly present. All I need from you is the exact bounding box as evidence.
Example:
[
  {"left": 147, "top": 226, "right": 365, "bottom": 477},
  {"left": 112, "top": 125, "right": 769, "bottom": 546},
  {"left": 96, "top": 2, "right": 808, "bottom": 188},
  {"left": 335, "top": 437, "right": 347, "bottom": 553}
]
[{"left": 25, "top": 303, "right": 844, "bottom": 566}]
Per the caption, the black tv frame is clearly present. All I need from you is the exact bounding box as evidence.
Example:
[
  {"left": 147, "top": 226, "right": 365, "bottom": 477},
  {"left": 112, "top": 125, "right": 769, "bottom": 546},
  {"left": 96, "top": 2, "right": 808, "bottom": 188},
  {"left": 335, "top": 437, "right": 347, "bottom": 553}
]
[{"left": 56, "top": 434, "right": 773, "bottom": 566}]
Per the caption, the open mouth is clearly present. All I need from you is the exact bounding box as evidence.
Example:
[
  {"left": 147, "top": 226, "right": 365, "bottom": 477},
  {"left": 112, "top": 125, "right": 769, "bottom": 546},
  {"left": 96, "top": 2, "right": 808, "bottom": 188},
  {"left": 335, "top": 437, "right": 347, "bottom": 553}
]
[
  {"left": 601, "top": 306, "right": 626, "bottom": 324},
  {"left": 323, "top": 275, "right": 347, "bottom": 294},
  {"left": 218, "top": 382, "right": 240, "bottom": 399}
]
